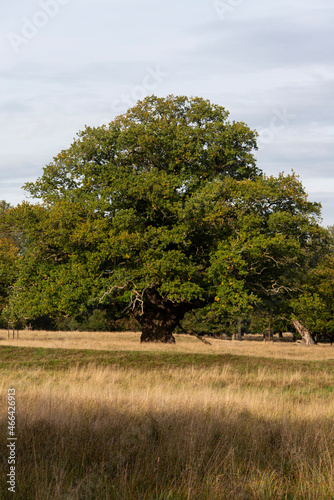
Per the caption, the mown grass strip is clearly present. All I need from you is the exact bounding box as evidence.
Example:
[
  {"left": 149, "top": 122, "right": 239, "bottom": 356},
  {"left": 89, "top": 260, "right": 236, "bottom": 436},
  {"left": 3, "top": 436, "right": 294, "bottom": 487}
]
[{"left": 1, "top": 345, "right": 334, "bottom": 374}]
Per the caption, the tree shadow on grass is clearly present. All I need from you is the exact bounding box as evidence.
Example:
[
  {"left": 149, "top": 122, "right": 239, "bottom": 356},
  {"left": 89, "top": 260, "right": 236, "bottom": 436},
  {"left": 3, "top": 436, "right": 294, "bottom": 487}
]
[{"left": 1, "top": 401, "right": 333, "bottom": 499}]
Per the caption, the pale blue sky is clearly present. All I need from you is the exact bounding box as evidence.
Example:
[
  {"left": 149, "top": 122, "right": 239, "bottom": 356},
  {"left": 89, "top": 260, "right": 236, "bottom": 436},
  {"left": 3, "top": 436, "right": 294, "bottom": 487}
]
[{"left": 1, "top": 0, "right": 334, "bottom": 225}]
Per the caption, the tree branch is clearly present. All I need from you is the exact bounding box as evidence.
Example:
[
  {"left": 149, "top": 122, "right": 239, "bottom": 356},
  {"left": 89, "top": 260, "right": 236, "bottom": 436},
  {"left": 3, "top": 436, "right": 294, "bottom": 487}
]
[{"left": 177, "top": 322, "right": 212, "bottom": 345}]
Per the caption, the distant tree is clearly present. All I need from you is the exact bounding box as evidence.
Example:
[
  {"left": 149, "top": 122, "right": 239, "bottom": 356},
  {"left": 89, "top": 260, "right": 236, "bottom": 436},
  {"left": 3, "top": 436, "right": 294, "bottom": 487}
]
[
  {"left": 327, "top": 225, "right": 334, "bottom": 252},
  {"left": 0, "top": 202, "right": 19, "bottom": 324},
  {"left": 5, "top": 96, "right": 326, "bottom": 342},
  {"left": 291, "top": 227, "right": 334, "bottom": 342}
]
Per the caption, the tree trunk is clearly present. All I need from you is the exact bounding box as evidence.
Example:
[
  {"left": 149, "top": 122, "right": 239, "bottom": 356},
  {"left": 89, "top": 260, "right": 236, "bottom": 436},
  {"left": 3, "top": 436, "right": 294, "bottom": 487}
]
[
  {"left": 263, "top": 327, "right": 273, "bottom": 342},
  {"left": 237, "top": 316, "right": 242, "bottom": 341},
  {"left": 232, "top": 317, "right": 242, "bottom": 341},
  {"left": 292, "top": 319, "right": 315, "bottom": 346},
  {"left": 139, "top": 309, "right": 177, "bottom": 343},
  {"left": 133, "top": 288, "right": 203, "bottom": 343}
]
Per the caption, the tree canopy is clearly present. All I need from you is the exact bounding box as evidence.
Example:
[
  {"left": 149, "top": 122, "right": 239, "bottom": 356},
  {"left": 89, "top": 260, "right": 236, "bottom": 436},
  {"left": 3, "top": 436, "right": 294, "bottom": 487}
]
[{"left": 5, "top": 95, "right": 327, "bottom": 342}]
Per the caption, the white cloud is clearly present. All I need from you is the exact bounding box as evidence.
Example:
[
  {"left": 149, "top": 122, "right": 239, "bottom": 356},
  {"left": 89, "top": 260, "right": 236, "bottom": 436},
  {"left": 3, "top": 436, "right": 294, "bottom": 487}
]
[{"left": 303, "top": 179, "right": 334, "bottom": 194}]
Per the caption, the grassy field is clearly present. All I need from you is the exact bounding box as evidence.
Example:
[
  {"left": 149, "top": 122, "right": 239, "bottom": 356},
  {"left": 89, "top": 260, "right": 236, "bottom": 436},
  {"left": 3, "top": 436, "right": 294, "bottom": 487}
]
[{"left": 1, "top": 331, "right": 334, "bottom": 499}]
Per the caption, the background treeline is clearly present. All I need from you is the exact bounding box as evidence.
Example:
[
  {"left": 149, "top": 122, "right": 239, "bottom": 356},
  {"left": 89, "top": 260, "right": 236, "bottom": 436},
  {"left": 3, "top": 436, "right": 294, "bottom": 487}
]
[
  {"left": 0, "top": 198, "right": 333, "bottom": 340},
  {"left": 1, "top": 206, "right": 333, "bottom": 341}
]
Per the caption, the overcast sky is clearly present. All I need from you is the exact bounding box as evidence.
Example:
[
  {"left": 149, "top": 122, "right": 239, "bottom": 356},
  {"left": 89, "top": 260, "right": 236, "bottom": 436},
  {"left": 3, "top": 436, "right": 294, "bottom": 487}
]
[{"left": 1, "top": 0, "right": 334, "bottom": 225}]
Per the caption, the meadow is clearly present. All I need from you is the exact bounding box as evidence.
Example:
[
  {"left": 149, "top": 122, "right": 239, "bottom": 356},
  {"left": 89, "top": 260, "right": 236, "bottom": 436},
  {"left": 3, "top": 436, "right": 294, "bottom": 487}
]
[{"left": 1, "top": 330, "right": 334, "bottom": 499}]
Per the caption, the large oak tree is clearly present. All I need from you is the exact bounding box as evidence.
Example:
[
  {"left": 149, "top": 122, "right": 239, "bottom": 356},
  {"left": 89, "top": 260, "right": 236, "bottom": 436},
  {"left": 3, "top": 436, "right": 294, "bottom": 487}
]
[{"left": 6, "top": 96, "right": 325, "bottom": 342}]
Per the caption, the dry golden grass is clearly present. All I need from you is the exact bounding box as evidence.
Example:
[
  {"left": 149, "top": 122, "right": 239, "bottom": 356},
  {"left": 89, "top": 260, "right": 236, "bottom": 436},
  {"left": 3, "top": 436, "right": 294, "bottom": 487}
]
[
  {"left": 1, "top": 328, "right": 334, "bottom": 360},
  {"left": 1, "top": 331, "right": 334, "bottom": 498},
  {"left": 2, "top": 362, "right": 334, "bottom": 499},
  {"left": 2, "top": 363, "right": 334, "bottom": 421}
]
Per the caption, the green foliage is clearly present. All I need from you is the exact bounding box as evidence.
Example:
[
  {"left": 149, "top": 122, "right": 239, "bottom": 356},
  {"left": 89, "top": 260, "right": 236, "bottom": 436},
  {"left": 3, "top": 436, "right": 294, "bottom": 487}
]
[
  {"left": 0, "top": 201, "right": 20, "bottom": 325},
  {"left": 55, "top": 309, "right": 108, "bottom": 332},
  {"left": 4, "top": 96, "right": 326, "bottom": 339},
  {"left": 291, "top": 252, "right": 334, "bottom": 338},
  {"left": 289, "top": 225, "right": 334, "bottom": 338},
  {"left": 182, "top": 305, "right": 235, "bottom": 337},
  {"left": 207, "top": 174, "right": 325, "bottom": 317}
]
